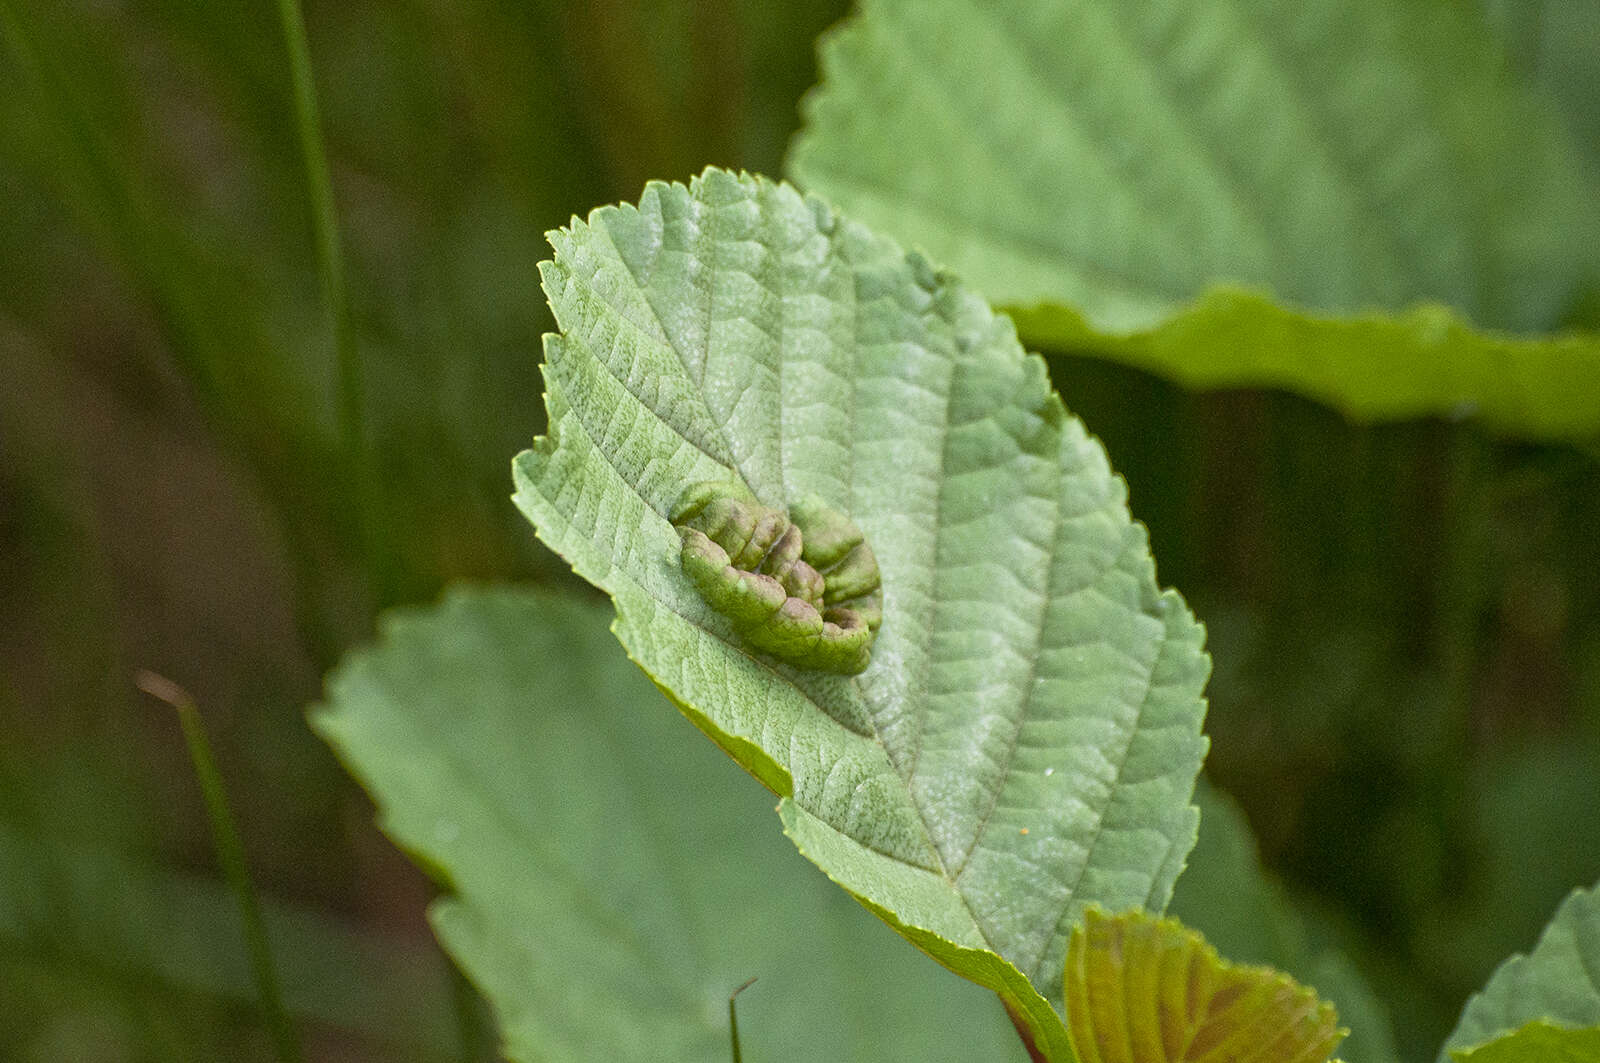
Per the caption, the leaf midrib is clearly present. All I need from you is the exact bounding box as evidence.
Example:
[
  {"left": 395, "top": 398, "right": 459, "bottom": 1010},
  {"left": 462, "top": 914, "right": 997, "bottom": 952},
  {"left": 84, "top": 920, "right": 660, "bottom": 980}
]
[
  {"left": 1037, "top": 626, "right": 1164, "bottom": 982},
  {"left": 949, "top": 443, "right": 1068, "bottom": 884}
]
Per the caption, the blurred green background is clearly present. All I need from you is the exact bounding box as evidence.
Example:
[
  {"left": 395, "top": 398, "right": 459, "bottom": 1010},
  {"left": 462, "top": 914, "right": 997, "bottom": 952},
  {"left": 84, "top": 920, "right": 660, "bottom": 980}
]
[{"left": 1, "top": 1, "right": 1596, "bottom": 1060}]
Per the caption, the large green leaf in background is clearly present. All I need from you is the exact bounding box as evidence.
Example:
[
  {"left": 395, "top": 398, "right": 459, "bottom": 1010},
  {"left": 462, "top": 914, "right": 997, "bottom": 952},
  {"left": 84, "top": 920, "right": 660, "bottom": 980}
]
[
  {"left": 315, "top": 587, "right": 1025, "bottom": 1061},
  {"left": 512, "top": 169, "right": 1210, "bottom": 1057},
  {"left": 788, "top": 0, "right": 1600, "bottom": 440},
  {"left": 1442, "top": 881, "right": 1600, "bottom": 1061},
  {"left": 1476, "top": 0, "right": 1600, "bottom": 177}
]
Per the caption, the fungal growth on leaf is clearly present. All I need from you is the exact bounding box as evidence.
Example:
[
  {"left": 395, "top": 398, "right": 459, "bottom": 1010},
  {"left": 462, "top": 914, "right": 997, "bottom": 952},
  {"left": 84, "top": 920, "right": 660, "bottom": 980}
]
[{"left": 671, "top": 482, "right": 883, "bottom": 675}]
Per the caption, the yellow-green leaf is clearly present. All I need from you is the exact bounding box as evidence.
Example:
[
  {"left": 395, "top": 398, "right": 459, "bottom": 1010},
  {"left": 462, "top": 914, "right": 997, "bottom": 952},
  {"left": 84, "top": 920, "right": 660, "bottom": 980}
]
[
  {"left": 1065, "top": 908, "right": 1344, "bottom": 1063},
  {"left": 1451, "top": 1022, "right": 1600, "bottom": 1063}
]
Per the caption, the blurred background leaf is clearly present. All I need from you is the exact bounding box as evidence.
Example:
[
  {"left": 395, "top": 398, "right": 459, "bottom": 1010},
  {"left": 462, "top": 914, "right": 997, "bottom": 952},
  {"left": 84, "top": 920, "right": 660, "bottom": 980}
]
[
  {"left": 315, "top": 586, "right": 1026, "bottom": 1062},
  {"left": 1450, "top": 1022, "right": 1600, "bottom": 1063},
  {"left": 788, "top": 0, "right": 1600, "bottom": 438},
  {"left": 1442, "top": 881, "right": 1600, "bottom": 1059}
]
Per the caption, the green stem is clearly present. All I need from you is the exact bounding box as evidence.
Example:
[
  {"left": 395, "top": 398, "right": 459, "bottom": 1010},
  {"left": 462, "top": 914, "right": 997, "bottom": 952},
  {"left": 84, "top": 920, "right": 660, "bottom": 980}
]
[
  {"left": 137, "top": 671, "right": 304, "bottom": 1063},
  {"left": 274, "top": 0, "right": 357, "bottom": 449},
  {"left": 728, "top": 977, "right": 756, "bottom": 1063},
  {"left": 271, "top": 0, "right": 378, "bottom": 607}
]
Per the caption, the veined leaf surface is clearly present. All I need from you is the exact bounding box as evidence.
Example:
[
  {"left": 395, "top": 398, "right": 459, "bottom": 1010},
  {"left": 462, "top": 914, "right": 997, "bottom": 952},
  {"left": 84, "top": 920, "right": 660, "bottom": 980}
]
[
  {"left": 513, "top": 168, "right": 1210, "bottom": 1056},
  {"left": 789, "top": 0, "right": 1600, "bottom": 440},
  {"left": 1443, "top": 882, "right": 1600, "bottom": 1062},
  {"left": 1064, "top": 908, "right": 1343, "bottom": 1063}
]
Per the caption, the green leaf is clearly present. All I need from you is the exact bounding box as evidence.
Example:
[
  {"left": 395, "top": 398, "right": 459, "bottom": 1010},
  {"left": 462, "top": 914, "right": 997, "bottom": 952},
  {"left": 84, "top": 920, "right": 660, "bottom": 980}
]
[
  {"left": 1477, "top": 0, "right": 1600, "bottom": 177},
  {"left": 512, "top": 168, "right": 1210, "bottom": 1057},
  {"left": 1064, "top": 907, "right": 1343, "bottom": 1063},
  {"left": 313, "top": 586, "right": 1027, "bottom": 1062},
  {"left": 1443, "top": 882, "right": 1600, "bottom": 1061},
  {"left": 1171, "top": 779, "right": 1400, "bottom": 1063},
  {"left": 1007, "top": 296, "right": 1600, "bottom": 441},
  {"left": 1451, "top": 1022, "right": 1600, "bottom": 1063},
  {"left": 788, "top": 0, "right": 1600, "bottom": 440}
]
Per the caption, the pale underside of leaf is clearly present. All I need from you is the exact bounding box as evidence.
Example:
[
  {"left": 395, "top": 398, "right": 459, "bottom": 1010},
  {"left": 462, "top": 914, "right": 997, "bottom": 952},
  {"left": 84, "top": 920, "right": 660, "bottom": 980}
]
[
  {"left": 512, "top": 169, "right": 1209, "bottom": 1055},
  {"left": 1444, "top": 882, "right": 1600, "bottom": 1062},
  {"left": 789, "top": 0, "right": 1600, "bottom": 440}
]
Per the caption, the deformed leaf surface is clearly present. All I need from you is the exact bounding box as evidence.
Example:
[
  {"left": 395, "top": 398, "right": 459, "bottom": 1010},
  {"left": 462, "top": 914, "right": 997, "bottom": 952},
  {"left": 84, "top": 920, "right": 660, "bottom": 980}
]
[
  {"left": 513, "top": 168, "right": 1210, "bottom": 1056},
  {"left": 673, "top": 482, "right": 883, "bottom": 674}
]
